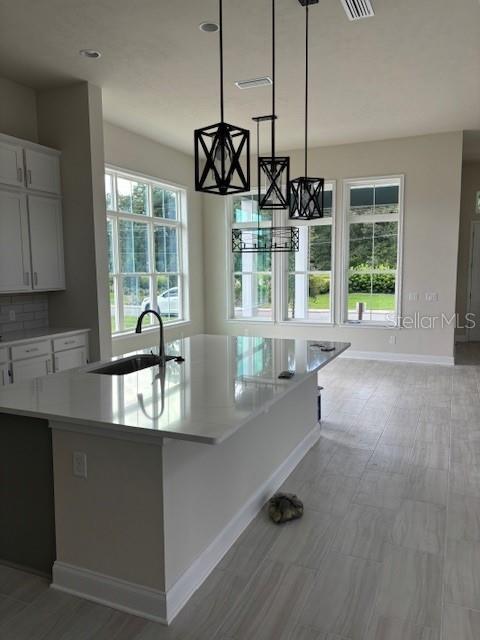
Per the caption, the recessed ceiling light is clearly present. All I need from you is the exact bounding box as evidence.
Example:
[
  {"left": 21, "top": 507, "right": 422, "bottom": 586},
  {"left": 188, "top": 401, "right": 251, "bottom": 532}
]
[
  {"left": 79, "top": 49, "right": 102, "bottom": 59},
  {"left": 199, "top": 21, "right": 219, "bottom": 33}
]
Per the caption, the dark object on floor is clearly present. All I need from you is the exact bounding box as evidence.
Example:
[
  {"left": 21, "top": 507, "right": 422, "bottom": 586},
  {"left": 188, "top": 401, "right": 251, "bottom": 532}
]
[
  {"left": 268, "top": 493, "right": 304, "bottom": 524},
  {"left": 318, "top": 385, "right": 323, "bottom": 422}
]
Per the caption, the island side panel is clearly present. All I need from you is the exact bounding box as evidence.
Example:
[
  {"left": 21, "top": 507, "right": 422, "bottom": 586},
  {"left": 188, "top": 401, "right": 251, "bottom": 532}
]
[
  {"left": 0, "top": 413, "right": 55, "bottom": 576},
  {"left": 162, "top": 373, "right": 318, "bottom": 592},
  {"left": 51, "top": 428, "right": 166, "bottom": 592}
]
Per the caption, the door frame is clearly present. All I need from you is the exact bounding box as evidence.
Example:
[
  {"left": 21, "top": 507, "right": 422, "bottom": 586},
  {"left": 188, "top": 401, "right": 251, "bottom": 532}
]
[{"left": 467, "top": 220, "right": 480, "bottom": 342}]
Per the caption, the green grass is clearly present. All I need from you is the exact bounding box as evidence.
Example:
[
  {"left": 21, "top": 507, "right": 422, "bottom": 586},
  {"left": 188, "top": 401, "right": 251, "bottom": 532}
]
[{"left": 308, "top": 293, "right": 395, "bottom": 311}]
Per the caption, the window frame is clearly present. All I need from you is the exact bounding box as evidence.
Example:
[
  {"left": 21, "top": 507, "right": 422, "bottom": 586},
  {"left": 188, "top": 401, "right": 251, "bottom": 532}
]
[
  {"left": 279, "top": 181, "right": 336, "bottom": 326},
  {"left": 106, "top": 165, "right": 189, "bottom": 337},
  {"left": 226, "top": 181, "right": 336, "bottom": 325},
  {"left": 340, "top": 175, "right": 404, "bottom": 327}
]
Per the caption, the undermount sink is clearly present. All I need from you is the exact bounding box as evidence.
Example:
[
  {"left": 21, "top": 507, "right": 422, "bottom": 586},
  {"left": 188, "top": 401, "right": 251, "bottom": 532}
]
[{"left": 90, "top": 354, "right": 178, "bottom": 376}]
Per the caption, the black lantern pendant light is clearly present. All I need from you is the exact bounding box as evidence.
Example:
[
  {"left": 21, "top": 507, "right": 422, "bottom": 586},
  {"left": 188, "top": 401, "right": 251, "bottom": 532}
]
[
  {"left": 194, "top": 0, "right": 250, "bottom": 195},
  {"left": 232, "top": 116, "right": 299, "bottom": 253},
  {"left": 289, "top": 0, "right": 325, "bottom": 220},
  {"left": 258, "top": 0, "right": 290, "bottom": 210}
]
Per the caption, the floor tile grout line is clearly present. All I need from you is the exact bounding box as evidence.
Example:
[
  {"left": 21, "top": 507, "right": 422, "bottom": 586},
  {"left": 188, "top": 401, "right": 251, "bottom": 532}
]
[{"left": 439, "top": 389, "right": 453, "bottom": 640}]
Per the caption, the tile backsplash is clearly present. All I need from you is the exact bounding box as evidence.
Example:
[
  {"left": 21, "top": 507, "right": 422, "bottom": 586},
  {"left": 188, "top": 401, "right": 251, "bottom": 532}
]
[{"left": 0, "top": 293, "right": 49, "bottom": 339}]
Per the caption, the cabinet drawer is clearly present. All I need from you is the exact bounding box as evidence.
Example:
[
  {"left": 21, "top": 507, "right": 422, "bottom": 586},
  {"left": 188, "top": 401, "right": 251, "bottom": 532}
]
[
  {"left": 53, "top": 333, "right": 87, "bottom": 352},
  {"left": 12, "top": 340, "right": 51, "bottom": 361},
  {"left": 0, "top": 347, "right": 8, "bottom": 363}
]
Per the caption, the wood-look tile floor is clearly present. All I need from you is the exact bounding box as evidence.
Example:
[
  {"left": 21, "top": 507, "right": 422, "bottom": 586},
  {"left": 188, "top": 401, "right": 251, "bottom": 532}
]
[{"left": 4, "top": 354, "right": 480, "bottom": 639}]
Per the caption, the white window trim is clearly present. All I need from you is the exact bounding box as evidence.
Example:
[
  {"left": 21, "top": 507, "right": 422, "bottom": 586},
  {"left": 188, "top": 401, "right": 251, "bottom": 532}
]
[
  {"left": 340, "top": 174, "right": 405, "bottom": 328},
  {"left": 106, "top": 165, "right": 190, "bottom": 337}
]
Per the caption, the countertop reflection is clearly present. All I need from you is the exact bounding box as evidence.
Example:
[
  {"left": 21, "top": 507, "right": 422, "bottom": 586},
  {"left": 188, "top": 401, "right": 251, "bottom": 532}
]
[{"left": 0, "top": 334, "right": 350, "bottom": 444}]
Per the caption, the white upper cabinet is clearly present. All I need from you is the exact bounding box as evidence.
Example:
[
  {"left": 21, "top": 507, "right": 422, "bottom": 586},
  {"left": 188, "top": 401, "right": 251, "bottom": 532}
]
[
  {"left": 28, "top": 195, "right": 65, "bottom": 290},
  {"left": 0, "top": 190, "right": 32, "bottom": 292},
  {"left": 0, "top": 140, "right": 24, "bottom": 188},
  {"left": 24, "top": 148, "right": 61, "bottom": 195}
]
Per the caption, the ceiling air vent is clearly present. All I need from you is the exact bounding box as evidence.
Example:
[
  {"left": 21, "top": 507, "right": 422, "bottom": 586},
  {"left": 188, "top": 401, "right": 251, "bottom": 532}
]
[
  {"left": 235, "top": 76, "right": 272, "bottom": 90},
  {"left": 340, "top": 0, "right": 374, "bottom": 21}
]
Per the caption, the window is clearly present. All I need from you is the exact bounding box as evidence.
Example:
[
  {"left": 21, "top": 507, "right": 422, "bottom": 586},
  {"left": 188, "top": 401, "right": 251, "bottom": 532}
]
[
  {"left": 106, "top": 168, "right": 187, "bottom": 334},
  {"left": 286, "top": 186, "right": 334, "bottom": 323},
  {"left": 231, "top": 193, "right": 274, "bottom": 320},
  {"left": 343, "top": 177, "right": 403, "bottom": 324}
]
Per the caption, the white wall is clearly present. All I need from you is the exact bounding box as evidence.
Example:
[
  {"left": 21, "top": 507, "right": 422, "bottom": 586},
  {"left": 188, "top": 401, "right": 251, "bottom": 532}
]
[
  {"left": 203, "top": 132, "right": 463, "bottom": 363},
  {"left": 37, "top": 82, "right": 112, "bottom": 361},
  {"left": 456, "top": 161, "right": 480, "bottom": 340},
  {"left": 103, "top": 122, "right": 205, "bottom": 355},
  {"left": 0, "top": 77, "right": 38, "bottom": 142}
]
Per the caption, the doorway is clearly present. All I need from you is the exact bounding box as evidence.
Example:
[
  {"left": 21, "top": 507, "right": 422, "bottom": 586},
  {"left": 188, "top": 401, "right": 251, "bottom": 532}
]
[{"left": 467, "top": 220, "right": 480, "bottom": 342}]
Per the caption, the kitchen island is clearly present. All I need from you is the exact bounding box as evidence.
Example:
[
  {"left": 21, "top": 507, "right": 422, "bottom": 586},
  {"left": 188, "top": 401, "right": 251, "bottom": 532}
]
[{"left": 0, "top": 334, "right": 349, "bottom": 623}]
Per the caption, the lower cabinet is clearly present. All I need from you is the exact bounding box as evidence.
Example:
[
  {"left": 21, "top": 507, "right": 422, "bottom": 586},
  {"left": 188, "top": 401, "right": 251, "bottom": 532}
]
[
  {"left": 12, "top": 354, "right": 53, "bottom": 383},
  {"left": 54, "top": 347, "right": 87, "bottom": 373},
  {"left": 0, "top": 364, "right": 12, "bottom": 386}
]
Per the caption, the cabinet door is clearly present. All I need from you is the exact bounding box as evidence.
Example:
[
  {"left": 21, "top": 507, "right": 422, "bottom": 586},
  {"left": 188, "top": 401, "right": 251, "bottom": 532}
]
[
  {"left": 12, "top": 355, "right": 52, "bottom": 383},
  {"left": 0, "top": 140, "right": 24, "bottom": 188},
  {"left": 28, "top": 195, "right": 65, "bottom": 290},
  {"left": 0, "top": 365, "right": 12, "bottom": 386},
  {"left": 54, "top": 347, "right": 87, "bottom": 373},
  {"left": 0, "top": 190, "right": 32, "bottom": 292},
  {"left": 25, "top": 149, "right": 61, "bottom": 195}
]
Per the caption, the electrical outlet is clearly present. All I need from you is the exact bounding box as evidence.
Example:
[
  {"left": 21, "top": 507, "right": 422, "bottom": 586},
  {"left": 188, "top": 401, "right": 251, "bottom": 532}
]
[
  {"left": 425, "top": 292, "right": 438, "bottom": 302},
  {"left": 9, "top": 310, "right": 15, "bottom": 321},
  {"left": 389, "top": 335, "right": 396, "bottom": 345},
  {"left": 73, "top": 451, "right": 87, "bottom": 479},
  {"left": 408, "top": 293, "right": 419, "bottom": 302}
]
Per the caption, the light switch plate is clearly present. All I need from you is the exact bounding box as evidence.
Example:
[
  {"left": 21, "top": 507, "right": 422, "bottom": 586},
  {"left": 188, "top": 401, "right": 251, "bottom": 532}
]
[
  {"left": 73, "top": 451, "right": 87, "bottom": 479},
  {"left": 9, "top": 310, "right": 15, "bottom": 321}
]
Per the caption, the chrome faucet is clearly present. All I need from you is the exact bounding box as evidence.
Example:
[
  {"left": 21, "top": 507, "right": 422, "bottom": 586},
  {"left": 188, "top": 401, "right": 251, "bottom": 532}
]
[{"left": 135, "top": 310, "right": 166, "bottom": 366}]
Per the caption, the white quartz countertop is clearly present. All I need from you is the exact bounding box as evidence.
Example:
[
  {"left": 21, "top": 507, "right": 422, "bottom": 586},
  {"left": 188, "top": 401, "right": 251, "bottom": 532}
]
[
  {"left": 0, "top": 327, "right": 90, "bottom": 348},
  {"left": 0, "top": 334, "right": 349, "bottom": 444}
]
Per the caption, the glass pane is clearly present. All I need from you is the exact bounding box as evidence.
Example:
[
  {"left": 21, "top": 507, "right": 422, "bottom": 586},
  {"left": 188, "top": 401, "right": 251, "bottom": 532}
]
[
  {"left": 152, "top": 186, "right": 164, "bottom": 218},
  {"left": 323, "top": 188, "right": 333, "bottom": 218},
  {"left": 121, "top": 275, "right": 151, "bottom": 330},
  {"left": 164, "top": 190, "right": 177, "bottom": 220},
  {"left": 117, "top": 177, "right": 148, "bottom": 215},
  {"left": 233, "top": 273, "right": 272, "bottom": 320},
  {"left": 349, "top": 182, "right": 399, "bottom": 216},
  {"left": 349, "top": 222, "right": 373, "bottom": 269},
  {"left": 105, "top": 174, "right": 114, "bottom": 210},
  {"left": 375, "top": 184, "right": 399, "bottom": 215},
  {"left": 350, "top": 185, "right": 374, "bottom": 215},
  {"left": 233, "top": 194, "right": 271, "bottom": 224},
  {"left": 309, "top": 226, "right": 332, "bottom": 271},
  {"left": 373, "top": 221, "right": 398, "bottom": 268},
  {"left": 308, "top": 273, "right": 331, "bottom": 323},
  {"left": 154, "top": 226, "right": 178, "bottom": 272},
  {"left": 109, "top": 276, "right": 117, "bottom": 332},
  {"left": 119, "top": 220, "right": 149, "bottom": 272},
  {"left": 233, "top": 251, "right": 271, "bottom": 273},
  {"left": 153, "top": 275, "right": 179, "bottom": 323},
  {"left": 107, "top": 219, "right": 114, "bottom": 273}
]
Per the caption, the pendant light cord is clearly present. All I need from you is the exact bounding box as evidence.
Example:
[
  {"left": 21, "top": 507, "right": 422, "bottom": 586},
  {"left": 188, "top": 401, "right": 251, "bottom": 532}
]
[
  {"left": 219, "top": 0, "right": 224, "bottom": 122},
  {"left": 304, "top": 4, "right": 309, "bottom": 177},
  {"left": 271, "top": 0, "right": 276, "bottom": 160},
  {"left": 257, "top": 119, "right": 261, "bottom": 231}
]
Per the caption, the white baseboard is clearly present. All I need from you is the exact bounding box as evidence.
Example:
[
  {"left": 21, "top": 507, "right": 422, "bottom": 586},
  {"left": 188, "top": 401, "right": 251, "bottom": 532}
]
[
  {"left": 51, "top": 562, "right": 167, "bottom": 623},
  {"left": 340, "top": 349, "right": 454, "bottom": 366},
  {"left": 52, "top": 423, "right": 321, "bottom": 625}
]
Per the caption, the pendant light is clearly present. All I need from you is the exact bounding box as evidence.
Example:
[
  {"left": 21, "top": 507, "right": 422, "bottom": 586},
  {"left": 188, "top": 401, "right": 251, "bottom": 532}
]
[
  {"left": 194, "top": 0, "right": 250, "bottom": 195},
  {"left": 232, "top": 116, "right": 299, "bottom": 253},
  {"left": 258, "top": 0, "right": 290, "bottom": 210},
  {"left": 289, "top": 0, "right": 325, "bottom": 220}
]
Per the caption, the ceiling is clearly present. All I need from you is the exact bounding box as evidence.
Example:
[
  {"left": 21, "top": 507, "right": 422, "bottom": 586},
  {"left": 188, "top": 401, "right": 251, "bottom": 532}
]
[{"left": 0, "top": 0, "right": 479, "bottom": 155}]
